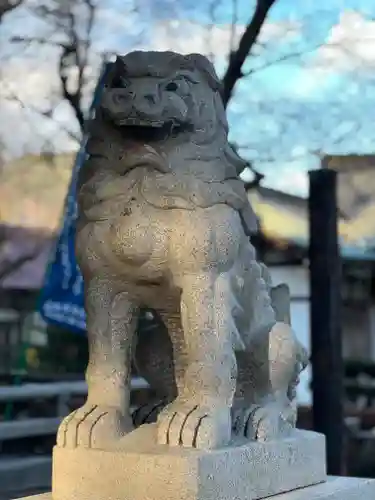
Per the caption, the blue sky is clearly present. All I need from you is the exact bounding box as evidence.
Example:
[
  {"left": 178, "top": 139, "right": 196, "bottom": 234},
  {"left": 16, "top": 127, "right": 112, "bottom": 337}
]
[{"left": 1, "top": 0, "right": 375, "bottom": 195}]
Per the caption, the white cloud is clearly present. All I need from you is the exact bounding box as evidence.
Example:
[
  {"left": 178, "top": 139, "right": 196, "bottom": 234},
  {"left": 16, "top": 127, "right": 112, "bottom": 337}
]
[
  {"left": 1, "top": 3, "right": 373, "bottom": 176},
  {"left": 264, "top": 165, "right": 309, "bottom": 197},
  {"left": 313, "top": 11, "right": 375, "bottom": 72},
  {"left": 0, "top": 54, "right": 81, "bottom": 158},
  {"left": 149, "top": 19, "right": 301, "bottom": 62},
  {"left": 0, "top": 8, "right": 302, "bottom": 158}
]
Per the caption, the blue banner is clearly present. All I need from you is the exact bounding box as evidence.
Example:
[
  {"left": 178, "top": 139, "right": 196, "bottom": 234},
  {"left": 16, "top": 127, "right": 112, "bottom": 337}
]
[{"left": 39, "top": 63, "right": 111, "bottom": 334}]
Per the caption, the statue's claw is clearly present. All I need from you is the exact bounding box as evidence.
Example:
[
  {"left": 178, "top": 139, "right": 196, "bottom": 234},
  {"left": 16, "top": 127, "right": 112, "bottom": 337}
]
[
  {"left": 132, "top": 400, "right": 167, "bottom": 427},
  {"left": 232, "top": 402, "right": 294, "bottom": 442},
  {"left": 157, "top": 398, "right": 231, "bottom": 450},
  {"left": 57, "top": 404, "right": 133, "bottom": 450}
]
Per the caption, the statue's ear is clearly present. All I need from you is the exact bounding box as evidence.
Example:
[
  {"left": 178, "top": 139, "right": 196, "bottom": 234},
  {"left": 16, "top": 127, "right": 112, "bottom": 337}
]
[
  {"left": 185, "top": 53, "right": 223, "bottom": 94},
  {"left": 104, "top": 56, "right": 127, "bottom": 88}
]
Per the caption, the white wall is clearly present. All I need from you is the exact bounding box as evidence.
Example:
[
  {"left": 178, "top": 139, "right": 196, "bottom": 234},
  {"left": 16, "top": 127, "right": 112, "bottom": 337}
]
[
  {"left": 270, "top": 266, "right": 309, "bottom": 299},
  {"left": 290, "top": 302, "right": 311, "bottom": 406},
  {"left": 269, "top": 265, "right": 312, "bottom": 406}
]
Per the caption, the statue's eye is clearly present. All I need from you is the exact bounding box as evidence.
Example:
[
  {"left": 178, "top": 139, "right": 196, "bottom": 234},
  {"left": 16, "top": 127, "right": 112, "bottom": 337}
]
[
  {"left": 111, "top": 76, "right": 129, "bottom": 88},
  {"left": 165, "top": 82, "right": 178, "bottom": 92}
]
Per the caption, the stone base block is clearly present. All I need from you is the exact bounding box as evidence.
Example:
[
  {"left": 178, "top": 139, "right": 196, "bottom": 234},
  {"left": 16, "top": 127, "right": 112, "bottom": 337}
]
[
  {"left": 15, "top": 477, "right": 375, "bottom": 500},
  {"left": 275, "top": 477, "right": 375, "bottom": 499},
  {"left": 52, "top": 425, "right": 326, "bottom": 500}
]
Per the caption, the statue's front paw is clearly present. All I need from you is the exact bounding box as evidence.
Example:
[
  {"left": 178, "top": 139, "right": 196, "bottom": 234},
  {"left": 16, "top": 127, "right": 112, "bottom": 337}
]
[
  {"left": 232, "top": 402, "right": 293, "bottom": 442},
  {"left": 56, "top": 404, "right": 134, "bottom": 450},
  {"left": 249, "top": 405, "right": 285, "bottom": 441},
  {"left": 157, "top": 398, "right": 231, "bottom": 450}
]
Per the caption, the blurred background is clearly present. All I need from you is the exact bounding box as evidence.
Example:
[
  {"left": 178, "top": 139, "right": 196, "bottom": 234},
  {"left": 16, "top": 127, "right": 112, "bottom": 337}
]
[{"left": 1, "top": 0, "right": 375, "bottom": 498}]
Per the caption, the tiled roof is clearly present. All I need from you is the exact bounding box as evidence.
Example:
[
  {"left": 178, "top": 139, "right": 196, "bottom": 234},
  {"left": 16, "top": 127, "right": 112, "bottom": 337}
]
[
  {"left": 249, "top": 160, "right": 375, "bottom": 262},
  {"left": 0, "top": 224, "right": 55, "bottom": 289}
]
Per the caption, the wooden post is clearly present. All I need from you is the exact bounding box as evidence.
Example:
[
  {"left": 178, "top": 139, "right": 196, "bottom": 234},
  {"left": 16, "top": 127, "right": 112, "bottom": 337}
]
[{"left": 308, "top": 169, "right": 345, "bottom": 476}]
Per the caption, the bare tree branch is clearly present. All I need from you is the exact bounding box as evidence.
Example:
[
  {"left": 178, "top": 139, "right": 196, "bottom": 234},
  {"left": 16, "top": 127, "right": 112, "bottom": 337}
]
[
  {"left": 244, "top": 45, "right": 321, "bottom": 76},
  {"left": 230, "top": 141, "right": 264, "bottom": 188},
  {"left": 58, "top": 45, "right": 85, "bottom": 130},
  {"left": 3, "top": 80, "right": 81, "bottom": 144},
  {"left": 219, "top": 0, "right": 280, "bottom": 187},
  {"left": 10, "top": 35, "right": 71, "bottom": 50},
  {"left": 57, "top": 1, "right": 95, "bottom": 131},
  {"left": 222, "top": 0, "right": 278, "bottom": 107},
  {"left": 15, "top": 0, "right": 98, "bottom": 133},
  {"left": 244, "top": 173, "right": 265, "bottom": 190}
]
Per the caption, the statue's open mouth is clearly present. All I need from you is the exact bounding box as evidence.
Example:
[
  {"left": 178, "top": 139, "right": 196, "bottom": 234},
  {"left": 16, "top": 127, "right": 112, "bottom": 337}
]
[{"left": 114, "top": 117, "right": 189, "bottom": 142}]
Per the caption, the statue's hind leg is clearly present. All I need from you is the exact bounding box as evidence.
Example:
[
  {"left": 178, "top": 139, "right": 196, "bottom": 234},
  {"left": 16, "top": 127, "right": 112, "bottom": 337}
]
[{"left": 57, "top": 274, "right": 138, "bottom": 450}]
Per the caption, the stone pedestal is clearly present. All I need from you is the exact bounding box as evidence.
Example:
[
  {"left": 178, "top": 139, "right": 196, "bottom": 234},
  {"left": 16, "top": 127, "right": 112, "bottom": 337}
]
[
  {"left": 52, "top": 425, "right": 326, "bottom": 500},
  {"left": 275, "top": 477, "right": 375, "bottom": 500},
  {"left": 16, "top": 477, "right": 375, "bottom": 500}
]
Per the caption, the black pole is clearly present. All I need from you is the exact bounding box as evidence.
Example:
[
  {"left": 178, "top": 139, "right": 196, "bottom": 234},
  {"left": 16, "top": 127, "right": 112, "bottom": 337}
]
[{"left": 308, "top": 169, "right": 345, "bottom": 476}]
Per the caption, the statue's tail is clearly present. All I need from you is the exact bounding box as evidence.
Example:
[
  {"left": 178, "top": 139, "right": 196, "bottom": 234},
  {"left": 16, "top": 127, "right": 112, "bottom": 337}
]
[{"left": 230, "top": 240, "right": 309, "bottom": 365}]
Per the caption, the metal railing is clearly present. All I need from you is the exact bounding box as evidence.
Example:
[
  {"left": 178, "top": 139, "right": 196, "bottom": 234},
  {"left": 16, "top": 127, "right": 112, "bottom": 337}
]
[{"left": 0, "top": 377, "right": 149, "bottom": 494}]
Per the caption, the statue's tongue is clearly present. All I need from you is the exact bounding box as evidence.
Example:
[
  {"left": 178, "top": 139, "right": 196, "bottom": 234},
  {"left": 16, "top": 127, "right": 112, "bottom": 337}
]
[{"left": 118, "top": 117, "right": 164, "bottom": 127}]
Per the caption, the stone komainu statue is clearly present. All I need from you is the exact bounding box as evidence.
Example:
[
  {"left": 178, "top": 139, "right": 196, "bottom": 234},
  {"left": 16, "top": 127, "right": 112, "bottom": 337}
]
[{"left": 57, "top": 51, "right": 308, "bottom": 451}]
